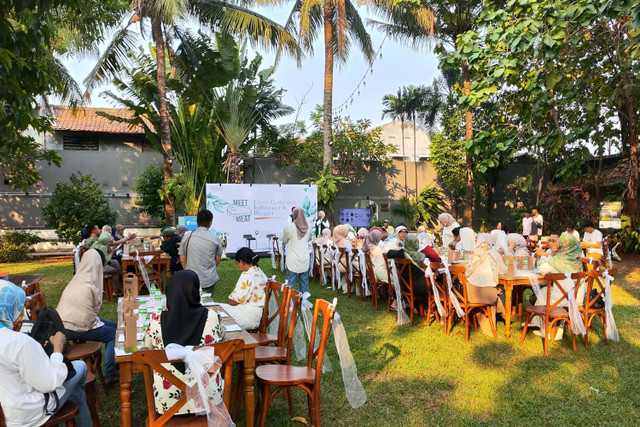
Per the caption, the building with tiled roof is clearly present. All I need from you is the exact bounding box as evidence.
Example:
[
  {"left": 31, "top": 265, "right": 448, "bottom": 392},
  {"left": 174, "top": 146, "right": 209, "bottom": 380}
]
[{"left": 52, "top": 105, "right": 145, "bottom": 135}]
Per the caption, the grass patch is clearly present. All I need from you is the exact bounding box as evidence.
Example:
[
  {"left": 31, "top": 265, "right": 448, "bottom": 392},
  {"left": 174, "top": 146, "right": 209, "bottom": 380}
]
[{"left": 3, "top": 255, "right": 640, "bottom": 426}]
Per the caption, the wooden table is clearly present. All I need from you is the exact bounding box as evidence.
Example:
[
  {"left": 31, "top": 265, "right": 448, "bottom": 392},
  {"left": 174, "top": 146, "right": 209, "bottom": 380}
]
[
  {"left": 114, "top": 296, "right": 258, "bottom": 426},
  {"left": 120, "top": 251, "right": 171, "bottom": 289},
  {"left": 498, "top": 274, "right": 547, "bottom": 340}
]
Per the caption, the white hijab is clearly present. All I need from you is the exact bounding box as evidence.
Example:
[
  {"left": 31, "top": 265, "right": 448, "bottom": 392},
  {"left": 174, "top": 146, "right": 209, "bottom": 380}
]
[
  {"left": 491, "top": 229, "right": 509, "bottom": 255},
  {"left": 466, "top": 234, "right": 504, "bottom": 287},
  {"left": 458, "top": 227, "right": 476, "bottom": 252}
]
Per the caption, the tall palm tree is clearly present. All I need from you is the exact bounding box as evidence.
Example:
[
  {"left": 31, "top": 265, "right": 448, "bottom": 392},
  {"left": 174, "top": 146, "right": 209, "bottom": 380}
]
[
  {"left": 382, "top": 88, "right": 409, "bottom": 197},
  {"left": 404, "top": 84, "right": 427, "bottom": 197},
  {"left": 366, "top": 0, "right": 482, "bottom": 225},
  {"left": 281, "top": 0, "right": 374, "bottom": 171},
  {"left": 84, "top": 0, "right": 301, "bottom": 224}
]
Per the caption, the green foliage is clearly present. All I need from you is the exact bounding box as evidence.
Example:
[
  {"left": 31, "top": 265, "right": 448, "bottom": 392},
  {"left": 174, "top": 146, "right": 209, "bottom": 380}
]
[
  {"left": 132, "top": 163, "right": 165, "bottom": 219},
  {"left": 294, "top": 106, "right": 396, "bottom": 182},
  {"left": 302, "top": 166, "right": 351, "bottom": 214},
  {"left": 0, "top": 230, "right": 42, "bottom": 263},
  {"left": 614, "top": 216, "right": 640, "bottom": 254},
  {"left": 42, "top": 173, "right": 117, "bottom": 244},
  {"left": 414, "top": 185, "right": 447, "bottom": 229},
  {"left": 392, "top": 196, "right": 417, "bottom": 228}
]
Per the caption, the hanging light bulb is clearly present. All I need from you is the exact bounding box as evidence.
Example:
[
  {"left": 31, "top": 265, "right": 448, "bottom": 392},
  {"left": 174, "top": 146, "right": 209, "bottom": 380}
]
[
  {"left": 363, "top": 80, "right": 366, "bottom": 87},
  {"left": 370, "top": 68, "right": 374, "bottom": 75},
  {"left": 357, "top": 89, "right": 360, "bottom": 96},
  {"left": 379, "top": 52, "right": 383, "bottom": 60}
]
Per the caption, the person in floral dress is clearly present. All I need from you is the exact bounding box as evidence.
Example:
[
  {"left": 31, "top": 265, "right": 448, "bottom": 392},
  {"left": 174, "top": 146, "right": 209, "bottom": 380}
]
[
  {"left": 219, "top": 248, "right": 267, "bottom": 330},
  {"left": 143, "top": 270, "right": 225, "bottom": 415}
]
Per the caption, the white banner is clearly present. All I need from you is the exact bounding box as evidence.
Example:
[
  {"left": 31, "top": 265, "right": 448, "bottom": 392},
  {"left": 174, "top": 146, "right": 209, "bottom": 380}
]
[{"left": 205, "top": 184, "right": 318, "bottom": 254}]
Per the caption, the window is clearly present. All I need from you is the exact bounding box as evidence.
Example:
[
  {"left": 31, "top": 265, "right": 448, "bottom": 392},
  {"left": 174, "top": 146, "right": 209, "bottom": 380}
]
[{"left": 63, "top": 135, "right": 99, "bottom": 150}]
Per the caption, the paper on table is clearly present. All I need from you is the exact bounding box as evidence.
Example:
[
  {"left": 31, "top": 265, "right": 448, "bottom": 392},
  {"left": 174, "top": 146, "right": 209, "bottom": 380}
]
[
  {"left": 118, "top": 332, "right": 145, "bottom": 342},
  {"left": 115, "top": 347, "right": 134, "bottom": 357},
  {"left": 201, "top": 301, "right": 219, "bottom": 307},
  {"left": 224, "top": 324, "right": 242, "bottom": 332},
  {"left": 218, "top": 312, "right": 229, "bottom": 318}
]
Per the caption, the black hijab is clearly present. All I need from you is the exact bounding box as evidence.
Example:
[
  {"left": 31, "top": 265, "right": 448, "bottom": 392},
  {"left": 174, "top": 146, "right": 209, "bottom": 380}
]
[{"left": 161, "top": 270, "right": 209, "bottom": 347}]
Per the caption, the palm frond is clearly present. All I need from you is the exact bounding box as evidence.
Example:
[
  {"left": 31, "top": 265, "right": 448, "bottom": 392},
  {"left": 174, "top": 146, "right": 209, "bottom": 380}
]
[
  {"left": 344, "top": 0, "right": 374, "bottom": 61},
  {"left": 49, "top": 58, "right": 84, "bottom": 106},
  {"left": 363, "top": 0, "right": 434, "bottom": 49}
]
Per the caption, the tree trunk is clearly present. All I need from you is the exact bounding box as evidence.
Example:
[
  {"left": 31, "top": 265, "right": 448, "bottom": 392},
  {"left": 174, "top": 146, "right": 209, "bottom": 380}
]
[
  {"left": 621, "top": 71, "right": 639, "bottom": 215},
  {"left": 401, "top": 118, "right": 407, "bottom": 197},
  {"left": 486, "top": 171, "right": 495, "bottom": 224},
  {"left": 413, "top": 114, "right": 418, "bottom": 198},
  {"left": 536, "top": 151, "right": 547, "bottom": 206},
  {"left": 461, "top": 61, "right": 474, "bottom": 226},
  {"left": 322, "top": 2, "right": 334, "bottom": 171},
  {"left": 151, "top": 18, "right": 175, "bottom": 225}
]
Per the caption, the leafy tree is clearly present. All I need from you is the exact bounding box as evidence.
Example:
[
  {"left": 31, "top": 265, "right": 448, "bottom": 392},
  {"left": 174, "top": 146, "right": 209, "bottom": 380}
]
[
  {"left": 302, "top": 166, "right": 351, "bottom": 214},
  {"left": 414, "top": 185, "right": 447, "bottom": 228},
  {"left": 391, "top": 196, "right": 417, "bottom": 228},
  {"left": 381, "top": 88, "right": 409, "bottom": 196},
  {"left": 132, "top": 162, "right": 165, "bottom": 219},
  {"left": 43, "top": 173, "right": 117, "bottom": 244}
]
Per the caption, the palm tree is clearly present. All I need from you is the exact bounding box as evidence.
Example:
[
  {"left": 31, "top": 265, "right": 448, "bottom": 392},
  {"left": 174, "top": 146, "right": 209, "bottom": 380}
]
[
  {"left": 382, "top": 88, "right": 409, "bottom": 197},
  {"left": 281, "top": 0, "right": 374, "bottom": 172},
  {"left": 366, "top": 0, "right": 482, "bottom": 225},
  {"left": 404, "top": 84, "right": 426, "bottom": 197},
  {"left": 84, "top": 0, "right": 301, "bottom": 224}
]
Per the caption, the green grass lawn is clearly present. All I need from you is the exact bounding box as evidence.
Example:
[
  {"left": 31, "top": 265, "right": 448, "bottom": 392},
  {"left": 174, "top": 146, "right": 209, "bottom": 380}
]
[{"left": 3, "top": 255, "right": 640, "bottom": 426}]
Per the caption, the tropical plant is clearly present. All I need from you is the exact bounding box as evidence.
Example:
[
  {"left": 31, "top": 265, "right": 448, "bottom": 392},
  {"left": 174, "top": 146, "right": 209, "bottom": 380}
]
[
  {"left": 132, "top": 162, "right": 166, "bottom": 219},
  {"left": 84, "top": 0, "right": 302, "bottom": 224},
  {"left": 414, "top": 185, "right": 447, "bottom": 228},
  {"left": 614, "top": 216, "right": 640, "bottom": 254},
  {"left": 381, "top": 88, "right": 409, "bottom": 196},
  {"left": 42, "top": 173, "right": 117, "bottom": 244},
  {"left": 282, "top": 0, "right": 374, "bottom": 172},
  {"left": 302, "top": 166, "right": 351, "bottom": 215},
  {"left": 392, "top": 196, "right": 417, "bottom": 228}
]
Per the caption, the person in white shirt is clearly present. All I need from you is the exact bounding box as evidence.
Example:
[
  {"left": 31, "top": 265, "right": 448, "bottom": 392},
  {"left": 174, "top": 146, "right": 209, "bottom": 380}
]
[
  {"left": 282, "top": 207, "right": 312, "bottom": 293},
  {"left": 563, "top": 221, "right": 581, "bottom": 241},
  {"left": 438, "top": 213, "right": 461, "bottom": 249},
  {"left": 381, "top": 225, "right": 409, "bottom": 254},
  {"left": 531, "top": 207, "right": 544, "bottom": 237},
  {"left": 0, "top": 281, "right": 91, "bottom": 427},
  {"left": 582, "top": 219, "right": 603, "bottom": 257},
  {"left": 522, "top": 210, "right": 533, "bottom": 238}
]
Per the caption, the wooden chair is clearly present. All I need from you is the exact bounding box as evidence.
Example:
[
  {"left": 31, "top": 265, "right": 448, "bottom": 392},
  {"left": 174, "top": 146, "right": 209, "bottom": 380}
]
[
  {"left": 447, "top": 265, "right": 498, "bottom": 341},
  {"left": 256, "top": 299, "right": 337, "bottom": 427},
  {"left": 581, "top": 256, "right": 600, "bottom": 272},
  {"left": 520, "top": 272, "right": 585, "bottom": 355},
  {"left": 363, "top": 251, "right": 391, "bottom": 311},
  {"left": 66, "top": 342, "right": 109, "bottom": 395},
  {"left": 428, "top": 262, "right": 451, "bottom": 335},
  {"left": 581, "top": 269, "right": 616, "bottom": 347},
  {"left": 312, "top": 243, "right": 323, "bottom": 285},
  {"left": 23, "top": 292, "right": 46, "bottom": 320},
  {"left": 0, "top": 400, "right": 80, "bottom": 427},
  {"left": 131, "top": 251, "right": 165, "bottom": 292},
  {"left": 85, "top": 370, "right": 101, "bottom": 426},
  {"left": 392, "top": 258, "right": 432, "bottom": 326},
  {"left": 271, "top": 237, "right": 282, "bottom": 270},
  {"left": 336, "top": 247, "right": 352, "bottom": 298},
  {"left": 103, "top": 273, "right": 114, "bottom": 302},
  {"left": 321, "top": 244, "right": 334, "bottom": 288},
  {"left": 132, "top": 339, "right": 243, "bottom": 427},
  {"left": 349, "top": 249, "right": 366, "bottom": 301},
  {"left": 250, "top": 279, "right": 288, "bottom": 346},
  {"left": 10, "top": 274, "right": 43, "bottom": 296}
]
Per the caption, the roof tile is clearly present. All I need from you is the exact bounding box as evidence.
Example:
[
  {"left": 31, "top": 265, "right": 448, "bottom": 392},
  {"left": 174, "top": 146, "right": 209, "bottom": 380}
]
[{"left": 52, "top": 105, "right": 145, "bottom": 135}]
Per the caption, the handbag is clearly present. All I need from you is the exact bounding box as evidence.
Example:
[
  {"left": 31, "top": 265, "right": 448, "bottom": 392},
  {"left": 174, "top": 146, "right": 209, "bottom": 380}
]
[
  {"left": 589, "top": 289, "right": 605, "bottom": 309},
  {"left": 35, "top": 307, "right": 77, "bottom": 381}
]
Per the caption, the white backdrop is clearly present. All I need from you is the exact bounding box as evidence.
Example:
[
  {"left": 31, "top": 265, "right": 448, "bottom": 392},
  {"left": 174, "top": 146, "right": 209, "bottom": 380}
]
[{"left": 205, "top": 184, "right": 318, "bottom": 254}]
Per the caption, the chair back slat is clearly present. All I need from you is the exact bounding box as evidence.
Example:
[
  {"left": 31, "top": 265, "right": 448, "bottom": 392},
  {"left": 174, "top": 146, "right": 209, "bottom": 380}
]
[
  {"left": 283, "top": 289, "right": 303, "bottom": 364},
  {"left": 24, "top": 292, "right": 47, "bottom": 321},
  {"left": 258, "top": 280, "right": 287, "bottom": 334},
  {"left": 543, "top": 273, "right": 585, "bottom": 312},
  {"left": 393, "top": 258, "right": 414, "bottom": 299},
  {"left": 585, "top": 269, "right": 616, "bottom": 310},
  {"left": 132, "top": 339, "right": 243, "bottom": 427},
  {"left": 307, "top": 299, "right": 337, "bottom": 383}
]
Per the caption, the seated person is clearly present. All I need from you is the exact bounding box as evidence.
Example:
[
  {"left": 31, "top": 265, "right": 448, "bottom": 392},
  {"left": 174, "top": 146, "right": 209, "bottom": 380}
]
[
  {"left": 582, "top": 219, "right": 603, "bottom": 259},
  {"left": 382, "top": 225, "right": 409, "bottom": 254},
  {"left": 491, "top": 229, "right": 509, "bottom": 255},
  {"left": 57, "top": 249, "right": 118, "bottom": 385},
  {"left": 438, "top": 213, "right": 460, "bottom": 249},
  {"left": 332, "top": 225, "right": 351, "bottom": 292},
  {"left": 219, "top": 248, "right": 267, "bottom": 330},
  {"left": 144, "top": 270, "right": 226, "bottom": 415},
  {"left": 507, "top": 233, "right": 529, "bottom": 257},
  {"left": 453, "top": 227, "right": 476, "bottom": 254},
  {"left": 0, "top": 280, "right": 92, "bottom": 427},
  {"left": 90, "top": 232, "right": 122, "bottom": 294},
  {"left": 535, "top": 233, "right": 560, "bottom": 258},
  {"left": 386, "top": 235, "right": 435, "bottom": 312},
  {"left": 365, "top": 230, "right": 389, "bottom": 284},
  {"left": 160, "top": 228, "right": 183, "bottom": 273},
  {"left": 82, "top": 223, "right": 101, "bottom": 249},
  {"left": 316, "top": 228, "right": 332, "bottom": 246},
  {"left": 465, "top": 233, "right": 507, "bottom": 336},
  {"left": 563, "top": 221, "right": 580, "bottom": 241}
]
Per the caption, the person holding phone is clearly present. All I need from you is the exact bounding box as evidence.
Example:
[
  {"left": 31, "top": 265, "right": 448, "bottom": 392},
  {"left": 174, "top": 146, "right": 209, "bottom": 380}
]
[{"left": 0, "top": 280, "right": 91, "bottom": 427}]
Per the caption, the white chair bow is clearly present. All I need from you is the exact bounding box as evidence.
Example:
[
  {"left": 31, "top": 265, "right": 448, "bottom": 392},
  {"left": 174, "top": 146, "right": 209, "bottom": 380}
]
[{"left": 601, "top": 270, "right": 619, "bottom": 341}]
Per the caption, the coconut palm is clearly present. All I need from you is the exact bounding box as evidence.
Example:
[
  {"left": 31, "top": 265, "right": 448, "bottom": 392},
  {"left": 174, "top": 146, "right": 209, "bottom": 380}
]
[
  {"left": 381, "top": 88, "right": 409, "bottom": 197},
  {"left": 281, "top": 0, "right": 374, "bottom": 171},
  {"left": 84, "top": 0, "right": 302, "bottom": 224},
  {"left": 366, "top": 0, "right": 482, "bottom": 224}
]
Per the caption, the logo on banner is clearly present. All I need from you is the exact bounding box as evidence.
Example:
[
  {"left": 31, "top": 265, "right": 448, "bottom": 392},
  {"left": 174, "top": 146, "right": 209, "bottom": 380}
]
[{"left": 227, "top": 200, "right": 251, "bottom": 223}]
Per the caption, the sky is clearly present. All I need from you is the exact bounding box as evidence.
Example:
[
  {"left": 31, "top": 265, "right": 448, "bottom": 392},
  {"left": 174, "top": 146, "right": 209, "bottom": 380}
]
[{"left": 62, "top": 5, "right": 441, "bottom": 130}]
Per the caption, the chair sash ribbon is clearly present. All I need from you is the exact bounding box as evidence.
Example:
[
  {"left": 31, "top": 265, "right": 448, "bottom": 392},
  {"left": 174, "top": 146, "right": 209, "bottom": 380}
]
[
  {"left": 520, "top": 270, "right": 543, "bottom": 302},
  {"left": 331, "top": 245, "right": 342, "bottom": 292},
  {"left": 562, "top": 273, "right": 586, "bottom": 335},
  {"left": 270, "top": 242, "right": 277, "bottom": 270},
  {"left": 73, "top": 244, "right": 82, "bottom": 271},
  {"left": 601, "top": 270, "right": 619, "bottom": 341},
  {"left": 279, "top": 240, "right": 285, "bottom": 272},
  {"left": 164, "top": 344, "right": 235, "bottom": 427},
  {"left": 308, "top": 241, "right": 314, "bottom": 278},
  {"left": 134, "top": 249, "right": 151, "bottom": 293},
  {"left": 298, "top": 297, "right": 332, "bottom": 373},
  {"left": 319, "top": 245, "right": 327, "bottom": 285},
  {"left": 389, "top": 260, "right": 410, "bottom": 325},
  {"left": 424, "top": 262, "right": 444, "bottom": 317},
  {"left": 357, "top": 249, "right": 370, "bottom": 297},
  {"left": 442, "top": 262, "right": 464, "bottom": 317},
  {"left": 332, "top": 313, "right": 367, "bottom": 408},
  {"left": 345, "top": 242, "right": 354, "bottom": 283}
]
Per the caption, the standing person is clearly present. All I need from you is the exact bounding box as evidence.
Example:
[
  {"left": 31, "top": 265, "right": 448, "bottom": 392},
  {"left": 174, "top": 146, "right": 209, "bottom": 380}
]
[
  {"left": 531, "top": 207, "right": 544, "bottom": 238},
  {"left": 382, "top": 219, "right": 395, "bottom": 236},
  {"left": 179, "top": 210, "right": 223, "bottom": 295},
  {"left": 0, "top": 281, "right": 92, "bottom": 427},
  {"left": 313, "top": 211, "right": 330, "bottom": 237},
  {"left": 582, "top": 220, "right": 603, "bottom": 258},
  {"left": 522, "top": 210, "right": 533, "bottom": 238},
  {"left": 220, "top": 248, "right": 268, "bottom": 330},
  {"left": 160, "top": 228, "right": 183, "bottom": 273},
  {"left": 56, "top": 249, "right": 118, "bottom": 386},
  {"left": 438, "top": 213, "right": 461, "bottom": 250},
  {"left": 282, "top": 207, "right": 312, "bottom": 294}
]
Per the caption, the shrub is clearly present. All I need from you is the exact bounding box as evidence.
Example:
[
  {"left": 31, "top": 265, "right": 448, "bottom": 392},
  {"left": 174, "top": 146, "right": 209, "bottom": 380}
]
[
  {"left": 2, "top": 230, "right": 42, "bottom": 247},
  {"left": 0, "top": 230, "right": 40, "bottom": 263},
  {"left": 42, "top": 172, "right": 117, "bottom": 245},
  {"left": 132, "top": 162, "right": 165, "bottom": 219}
]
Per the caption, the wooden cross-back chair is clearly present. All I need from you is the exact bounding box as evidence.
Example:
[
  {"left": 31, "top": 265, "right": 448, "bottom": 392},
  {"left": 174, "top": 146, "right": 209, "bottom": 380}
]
[
  {"left": 23, "top": 292, "right": 46, "bottom": 321},
  {"left": 250, "top": 280, "right": 289, "bottom": 346},
  {"left": 520, "top": 272, "right": 585, "bottom": 355},
  {"left": 271, "top": 237, "right": 282, "bottom": 271},
  {"left": 581, "top": 256, "right": 600, "bottom": 272},
  {"left": 581, "top": 269, "right": 616, "bottom": 347},
  {"left": 132, "top": 339, "right": 243, "bottom": 427},
  {"left": 0, "top": 400, "right": 81, "bottom": 427},
  {"left": 321, "top": 244, "right": 334, "bottom": 288},
  {"left": 447, "top": 265, "right": 498, "bottom": 341},
  {"left": 335, "top": 247, "right": 352, "bottom": 298},
  {"left": 348, "top": 249, "right": 366, "bottom": 301},
  {"left": 312, "top": 243, "right": 323, "bottom": 285},
  {"left": 363, "top": 251, "right": 391, "bottom": 311},
  {"left": 392, "top": 258, "right": 432, "bottom": 326},
  {"left": 255, "top": 299, "right": 337, "bottom": 427},
  {"left": 131, "top": 251, "right": 165, "bottom": 292},
  {"left": 9, "top": 274, "right": 43, "bottom": 296},
  {"left": 429, "top": 262, "right": 452, "bottom": 335}
]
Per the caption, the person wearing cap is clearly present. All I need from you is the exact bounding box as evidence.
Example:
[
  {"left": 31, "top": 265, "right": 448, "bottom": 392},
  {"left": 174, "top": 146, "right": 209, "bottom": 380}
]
[
  {"left": 382, "top": 225, "right": 409, "bottom": 254},
  {"left": 582, "top": 219, "right": 603, "bottom": 258},
  {"left": 160, "top": 228, "right": 183, "bottom": 273},
  {"left": 382, "top": 219, "right": 395, "bottom": 236}
]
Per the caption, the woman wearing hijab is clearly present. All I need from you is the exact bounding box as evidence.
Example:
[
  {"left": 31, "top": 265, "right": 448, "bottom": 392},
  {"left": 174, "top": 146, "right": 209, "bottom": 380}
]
[
  {"left": 365, "top": 230, "right": 388, "bottom": 283},
  {"left": 332, "top": 225, "right": 352, "bottom": 292},
  {"left": 0, "top": 281, "right": 92, "bottom": 427},
  {"left": 507, "top": 233, "right": 529, "bottom": 257},
  {"left": 454, "top": 227, "right": 477, "bottom": 254},
  {"left": 90, "top": 231, "right": 122, "bottom": 294},
  {"left": 357, "top": 227, "right": 368, "bottom": 241},
  {"left": 175, "top": 224, "right": 189, "bottom": 238},
  {"left": 219, "top": 248, "right": 267, "bottom": 330},
  {"left": 386, "top": 235, "right": 432, "bottom": 312},
  {"left": 438, "top": 213, "right": 460, "bottom": 249},
  {"left": 317, "top": 227, "right": 332, "bottom": 245},
  {"left": 144, "top": 270, "right": 225, "bottom": 414},
  {"left": 282, "top": 207, "right": 313, "bottom": 294},
  {"left": 530, "top": 234, "right": 585, "bottom": 339},
  {"left": 491, "top": 229, "right": 509, "bottom": 255},
  {"left": 57, "top": 249, "right": 118, "bottom": 383},
  {"left": 464, "top": 233, "right": 507, "bottom": 336}
]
